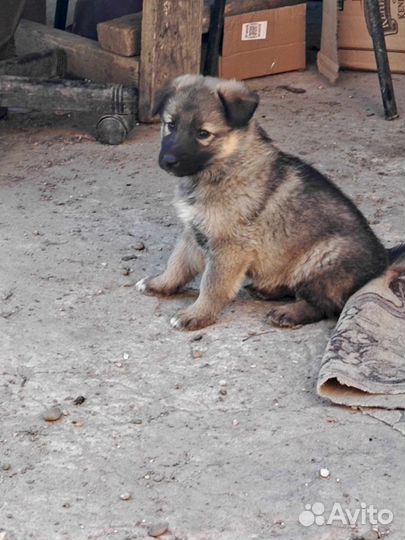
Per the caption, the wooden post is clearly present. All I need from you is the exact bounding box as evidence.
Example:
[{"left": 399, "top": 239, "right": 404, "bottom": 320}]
[{"left": 138, "top": 0, "right": 203, "bottom": 123}]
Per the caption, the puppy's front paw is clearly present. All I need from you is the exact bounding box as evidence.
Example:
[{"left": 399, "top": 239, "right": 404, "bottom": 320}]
[
  {"left": 135, "top": 277, "right": 158, "bottom": 296},
  {"left": 170, "top": 310, "right": 215, "bottom": 331},
  {"left": 136, "top": 276, "right": 176, "bottom": 296}
]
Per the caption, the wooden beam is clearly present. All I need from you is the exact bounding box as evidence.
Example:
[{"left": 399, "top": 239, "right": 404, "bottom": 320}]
[
  {"left": 97, "top": 6, "right": 211, "bottom": 58},
  {"left": 15, "top": 19, "right": 139, "bottom": 85},
  {"left": 0, "top": 49, "right": 66, "bottom": 77},
  {"left": 97, "top": 13, "right": 142, "bottom": 57},
  {"left": 138, "top": 0, "right": 203, "bottom": 123},
  {"left": 0, "top": 76, "right": 137, "bottom": 115}
]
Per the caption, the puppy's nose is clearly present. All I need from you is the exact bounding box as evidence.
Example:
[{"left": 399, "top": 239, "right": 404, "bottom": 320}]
[{"left": 161, "top": 153, "right": 179, "bottom": 169}]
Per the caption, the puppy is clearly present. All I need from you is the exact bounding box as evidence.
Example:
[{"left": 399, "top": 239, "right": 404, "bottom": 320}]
[{"left": 136, "top": 75, "right": 403, "bottom": 331}]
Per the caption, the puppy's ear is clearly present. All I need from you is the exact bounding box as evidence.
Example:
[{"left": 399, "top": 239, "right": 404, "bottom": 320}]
[
  {"left": 152, "top": 84, "right": 174, "bottom": 117},
  {"left": 217, "top": 82, "right": 259, "bottom": 128}
]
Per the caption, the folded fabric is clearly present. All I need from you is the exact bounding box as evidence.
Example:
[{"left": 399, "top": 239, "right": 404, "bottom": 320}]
[{"left": 317, "top": 267, "right": 405, "bottom": 410}]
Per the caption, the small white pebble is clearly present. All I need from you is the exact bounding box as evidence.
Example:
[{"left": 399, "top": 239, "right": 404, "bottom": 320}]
[
  {"left": 219, "top": 380, "right": 227, "bottom": 386},
  {"left": 42, "top": 406, "right": 62, "bottom": 422},
  {"left": 320, "top": 467, "right": 330, "bottom": 478},
  {"left": 119, "top": 493, "right": 132, "bottom": 501},
  {"left": 232, "top": 419, "right": 239, "bottom": 426},
  {"left": 123, "top": 353, "right": 129, "bottom": 360}
]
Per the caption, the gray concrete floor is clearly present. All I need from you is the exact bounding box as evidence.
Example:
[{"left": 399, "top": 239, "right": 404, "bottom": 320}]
[{"left": 0, "top": 68, "right": 404, "bottom": 540}]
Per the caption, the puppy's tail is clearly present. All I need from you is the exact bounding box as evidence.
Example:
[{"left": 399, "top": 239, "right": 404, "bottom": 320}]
[{"left": 387, "top": 243, "right": 405, "bottom": 265}]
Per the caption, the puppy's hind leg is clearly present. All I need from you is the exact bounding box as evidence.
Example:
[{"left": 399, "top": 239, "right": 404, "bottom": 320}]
[
  {"left": 267, "top": 299, "right": 324, "bottom": 328},
  {"left": 136, "top": 230, "right": 205, "bottom": 296},
  {"left": 267, "top": 267, "right": 357, "bottom": 328}
]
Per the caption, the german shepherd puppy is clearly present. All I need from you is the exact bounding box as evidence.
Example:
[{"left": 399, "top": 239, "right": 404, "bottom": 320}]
[{"left": 136, "top": 75, "right": 403, "bottom": 331}]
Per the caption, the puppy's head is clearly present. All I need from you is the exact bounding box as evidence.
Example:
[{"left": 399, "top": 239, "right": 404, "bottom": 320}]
[{"left": 152, "top": 75, "right": 259, "bottom": 177}]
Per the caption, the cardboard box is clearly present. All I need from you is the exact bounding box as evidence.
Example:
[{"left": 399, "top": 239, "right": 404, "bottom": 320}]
[
  {"left": 338, "top": 0, "right": 405, "bottom": 73},
  {"left": 339, "top": 48, "right": 405, "bottom": 72},
  {"left": 219, "top": 4, "right": 306, "bottom": 80}
]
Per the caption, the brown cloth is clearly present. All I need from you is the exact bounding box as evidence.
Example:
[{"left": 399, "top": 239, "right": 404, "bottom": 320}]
[{"left": 317, "top": 268, "right": 405, "bottom": 410}]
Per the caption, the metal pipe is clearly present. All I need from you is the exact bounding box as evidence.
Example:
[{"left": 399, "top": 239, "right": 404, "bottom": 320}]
[{"left": 365, "top": 0, "right": 399, "bottom": 120}]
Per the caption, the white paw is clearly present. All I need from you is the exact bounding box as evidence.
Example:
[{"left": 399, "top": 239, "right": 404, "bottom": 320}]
[
  {"left": 136, "top": 277, "right": 148, "bottom": 292},
  {"left": 170, "top": 316, "right": 182, "bottom": 329}
]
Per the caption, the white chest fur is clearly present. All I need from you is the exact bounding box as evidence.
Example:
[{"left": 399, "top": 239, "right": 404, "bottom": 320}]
[{"left": 174, "top": 199, "right": 196, "bottom": 225}]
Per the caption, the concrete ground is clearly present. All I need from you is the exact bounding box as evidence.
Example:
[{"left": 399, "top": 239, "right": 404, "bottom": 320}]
[{"left": 0, "top": 68, "right": 404, "bottom": 540}]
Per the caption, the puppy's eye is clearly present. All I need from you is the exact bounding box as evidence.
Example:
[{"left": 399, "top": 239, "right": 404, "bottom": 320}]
[
  {"left": 197, "top": 129, "right": 210, "bottom": 140},
  {"left": 167, "top": 121, "right": 176, "bottom": 132}
]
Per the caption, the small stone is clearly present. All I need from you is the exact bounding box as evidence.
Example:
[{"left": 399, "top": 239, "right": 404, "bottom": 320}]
[
  {"left": 131, "top": 418, "right": 143, "bottom": 425},
  {"left": 119, "top": 493, "right": 132, "bottom": 501},
  {"left": 319, "top": 467, "right": 330, "bottom": 478},
  {"left": 232, "top": 419, "right": 239, "bottom": 426},
  {"left": 42, "top": 406, "right": 62, "bottom": 422},
  {"left": 2, "top": 463, "right": 11, "bottom": 471},
  {"left": 192, "top": 350, "right": 202, "bottom": 359},
  {"left": 147, "top": 522, "right": 169, "bottom": 537},
  {"left": 219, "top": 388, "right": 227, "bottom": 396},
  {"left": 132, "top": 241, "right": 145, "bottom": 251},
  {"left": 73, "top": 396, "right": 86, "bottom": 406},
  {"left": 123, "top": 353, "right": 129, "bottom": 360},
  {"left": 219, "top": 379, "right": 227, "bottom": 386},
  {"left": 121, "top": 254, "right": 137, "bottom": 261},
  {"left": 152, "top": 473, "right": 164, "bottom": 483},
  {"left": 122, "top": 267, "right": 131, "bottom": 276}
]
